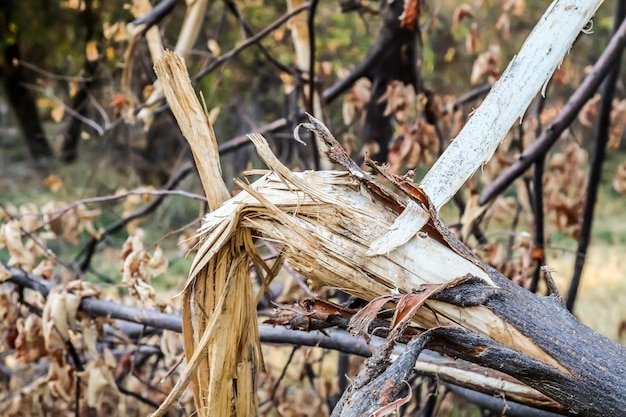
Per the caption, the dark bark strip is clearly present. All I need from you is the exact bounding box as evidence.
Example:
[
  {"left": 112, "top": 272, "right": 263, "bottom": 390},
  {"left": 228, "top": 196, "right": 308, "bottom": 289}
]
[
  {"left": 567, "top": 5, "right": 626, "bottom": 311},
  {"left": 433, "top": 271, "right": 626, "bottom": 416}
]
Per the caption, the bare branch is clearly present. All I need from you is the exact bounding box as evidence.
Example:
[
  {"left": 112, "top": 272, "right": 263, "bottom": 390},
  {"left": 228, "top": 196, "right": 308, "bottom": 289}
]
[
  {"left": 75, "top": 162, "right": 195, "bottom": 272},
  {"left": 479, "top": 15, "right": 626, "bottom": 206}
]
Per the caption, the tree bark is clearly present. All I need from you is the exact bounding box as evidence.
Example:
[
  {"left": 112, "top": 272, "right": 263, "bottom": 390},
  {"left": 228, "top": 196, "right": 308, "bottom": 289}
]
[{"left": 0, "top": 0, "right": 53, "bottom": 161}]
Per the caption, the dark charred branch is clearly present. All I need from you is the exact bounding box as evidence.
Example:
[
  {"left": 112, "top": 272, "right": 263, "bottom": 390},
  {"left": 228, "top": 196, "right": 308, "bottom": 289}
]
[
  {"left": 60, "top": 0, "right": 100, "bottom": 162},
  {"left": 567, "top": 6, "right": 626, "bottom": 311},
  {"left": 438, "top": 270, "right": 626, "bottom": 416},
  {"left": 332, "top": 334, "right": 429, "bottom": 417},
  {"left": 7, "top": 260, "right": 613, "bottom": 415}
]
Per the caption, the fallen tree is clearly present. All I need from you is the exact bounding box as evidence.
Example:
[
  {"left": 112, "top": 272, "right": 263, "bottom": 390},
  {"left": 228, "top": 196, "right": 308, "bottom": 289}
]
[{"left": 147, "top": 1, "right": 626, "bottom": 416}]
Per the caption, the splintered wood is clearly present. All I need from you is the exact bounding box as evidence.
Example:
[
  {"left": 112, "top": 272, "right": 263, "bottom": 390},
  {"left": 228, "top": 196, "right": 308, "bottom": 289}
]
[
  {"left": 157, "top": 56, "right": 559, "bottom": 417},
  {"left": 152, "top": 51, "right": 260, "bottom": 417},
  {"left": 152, "top": 50, "right": 567, "bottom": 417}
]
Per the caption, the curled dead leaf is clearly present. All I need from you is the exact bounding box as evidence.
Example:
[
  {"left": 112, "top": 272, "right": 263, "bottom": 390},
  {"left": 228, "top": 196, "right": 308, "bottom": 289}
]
[
  {"left": 81, "top": 360, "right": 121, "bottom": 414},
  {"left": 43, "top": 175, "right": 64, "bottom": 192},
  {"left": 470, "top": 45, "right": 501, "bottom": 85},
  {"left": 579, "top": 94, "right": 600, "bottom": 127},
  {"left": 42, "top": 287, "right": 81, "bottom": 351},
  {"left": 15, "top": 315, "right": 48, "bottom": 363},
  {"left": 466, "top": 22, "right": 480, "bottom": 54},
  {"left": 343, "top": 78, "right": 371, "bottom": 125},
  {"left": 613, "top": 161, "right": 626, "bottom": 195},
  {"left": 452, "top": 4, "right": 474, "bottom": 28},
  {"left": 0, "top": 220, "right": 35, "bottom": 271},
  {"left": 610, "top": 98, "right": 626, "bottom": 149},
  {"left": 48, "top": 359, "right": 74, "bottom": 403},
  {"left": 0, "top": 263, "right": 11, "bottom": 282},
  {"left": 495, "top": 13, "right": 510, "bottom": 41}
]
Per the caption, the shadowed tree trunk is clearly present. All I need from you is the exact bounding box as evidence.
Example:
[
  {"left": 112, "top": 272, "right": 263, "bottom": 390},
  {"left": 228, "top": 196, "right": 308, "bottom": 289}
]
[
  {"left": 0, "top": 0, "right": 53, "bottom": 160},
  {"left": 60, "top": 0, "right": 99, "bottom": 162},
  {"left": 360, "top": 0, "right": 420, "bottom": 163}
]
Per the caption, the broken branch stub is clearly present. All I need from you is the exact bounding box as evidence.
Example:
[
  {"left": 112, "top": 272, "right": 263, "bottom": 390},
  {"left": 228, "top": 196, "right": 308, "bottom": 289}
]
[
  {"left": 153, "top": 50, "right": 229, "bottom": 209},
  {"left": 152, "top": 51, "right": 260, "bottom": 417}
]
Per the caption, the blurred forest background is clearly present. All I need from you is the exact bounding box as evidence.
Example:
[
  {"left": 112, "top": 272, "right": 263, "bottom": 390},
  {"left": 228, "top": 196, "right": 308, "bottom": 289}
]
[{"left": 0, "top": 0, "right": 625, "bottom": 416}]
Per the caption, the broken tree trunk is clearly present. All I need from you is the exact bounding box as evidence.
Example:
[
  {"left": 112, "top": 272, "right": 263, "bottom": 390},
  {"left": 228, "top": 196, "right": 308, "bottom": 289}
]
[{"left": 150, "top": 1, "right": 625, "bottom": 416}]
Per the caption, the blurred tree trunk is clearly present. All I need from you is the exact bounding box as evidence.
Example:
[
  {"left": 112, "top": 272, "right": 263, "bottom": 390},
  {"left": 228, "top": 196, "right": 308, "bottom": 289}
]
[
  {"left": 60, "top": 0, "right": 99, "bottom": 162},
  {"left": 0, "top": 0, "right": 53, "bottom": 160},
  {"left": 361, "top": 0, "right": 420, "bottom": 163}
]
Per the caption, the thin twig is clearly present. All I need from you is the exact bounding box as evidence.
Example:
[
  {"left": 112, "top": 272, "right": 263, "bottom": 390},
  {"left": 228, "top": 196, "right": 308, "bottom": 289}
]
[
  {"left": 75, "top": 163, "right": 194, "bottom": 272},
  {"left": 23, "top": 82, "right": 105, "bottom": 136},
  {"left": 15, "top": 58, "right": 94, "bottom": 82},
  {"left": 19, "top": 188, "right": 206, "bottom": 235},
  {"left": 117, "top": 384, "right": 161, "bottom": 409},
  {"left": 191, "top": 3, "right": 310, "bottom": 83},
  {"left": 223, "top": 0, "right": 294, "bottom": 75},
  {"left": 128, "top": 0, "right": 180, "bottom": 33},
  {"left": 529, "top": 91, "right": 549, "bottom": 294}
]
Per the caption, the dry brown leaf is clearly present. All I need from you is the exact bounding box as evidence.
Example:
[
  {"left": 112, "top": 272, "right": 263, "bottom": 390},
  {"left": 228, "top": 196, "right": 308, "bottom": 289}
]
[
  {"left": 18, "top": 202, "right": 42, "bottom": 232},
  {"left": 142, "top": 246, "right": 168, "bottom": 277},
  {"left": 579, "top": 94, "right": 601, "bottom": 127},
  {"left": 120, "top": 232, "right": 167, "bottom": 305},
  {"left": 86, "top": 40, "right": 99, "bottom": 62},
  {"left": 0, "top": 220, "right": 35, "bottom": 271},
  {"left": 103, "top": 22, "right": 125, "bottom": 41},
  {"left": 48, "top": 359, "right": 74, "bottom": 403},
  {"left": 32, "top": 259, "right": 54, "bottom": 280},
  {"left": 378, "top": 81, "right": 415, "bottom": 121},
  {"left": 343, "top": 78, "right": 371, "bottom": 125},
  {"left": 399, "top": 0, "right": 420, "bottom": 29},
  {"left": 51, "top": 103, "right": 65, "bottom": 123},
  {"left": 553, "top": 60, "right": 569, "bottom": 85},
  {"left": 470, "top": 45, "right": 501, "bottom": 85},
  {"left": 348, "top": 295, "right": 397, "bottom": 341},
  {"left": 178, "top": 227, "right": 200, "bottom": 254},
  {"left": 43, "top": 175, "right": 64, "bottom": 192},
  {"left": 207, "top": 39, "right": 221, "bottom": 56},
  {"left": 613, "top": 161, "right": 626, "bottom": 195},
  {"left": 495, "top": 13, "right": 511, "bottom": 41},
  {"left": 82, "top": 360, "right": 121, "bottom": 415},
  {"left": 466, "top": 22, "right": 480, "bottom": 54},
  {"left": 504, "top": 0, "right": 526, "bottom": 16},
  {"left": 452, "top": 4, "right": 474, "bottom": 28},
  {"left": 15, "top": 315, "right": 48, "bottom": 363},
  {"left": 610, "top": 98, "right": 626, "bottom": 149},
  {"left": 161, "top": 330, "right": 182, "bottom": 366},
  {"left": 42, "top": 287, "right": 81, "bottom": 352}
]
